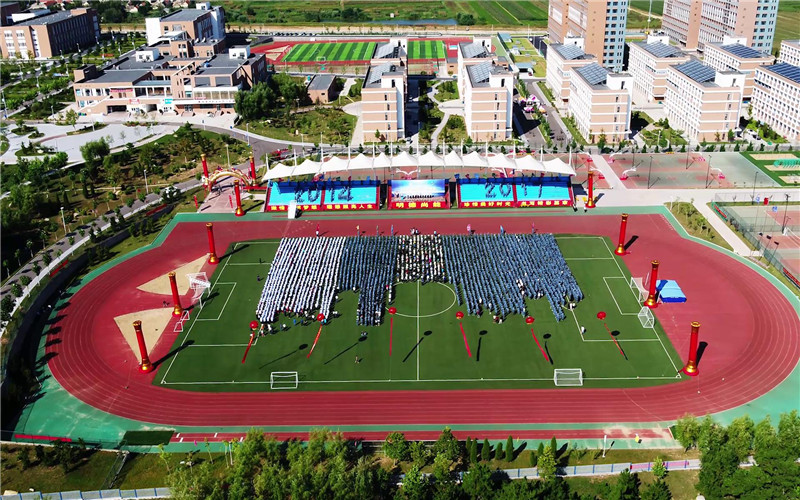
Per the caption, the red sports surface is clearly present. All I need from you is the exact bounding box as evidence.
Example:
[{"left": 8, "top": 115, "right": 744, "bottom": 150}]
[{"left": 47, "top": 214, "right": 800, "bottom": 427}]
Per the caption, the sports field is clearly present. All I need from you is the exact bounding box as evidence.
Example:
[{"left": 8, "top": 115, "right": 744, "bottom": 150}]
[
  {"left": 157, "top": 235, "right": 684, "bottom": 392},
  {"left": 408, "top": 40, "right": 446, "bottom": 60},
  {"left": 283, "top": 41, "right": 377, "bottom": 63}
]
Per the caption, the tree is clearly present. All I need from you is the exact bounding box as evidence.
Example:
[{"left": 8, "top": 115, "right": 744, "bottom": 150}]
[
  {"left": 550, "top": 436, "right": 558, "bottom": 458},
  {"left": 675, "top": 414, "right": 700, "bottom": 450},
  {"left": 727, "top": 416, "right": 755, "bottom": 462},
  {"left": 495, "top": 441, "right": 503, "bottom": 460},
  {"left": 753, "top": 416, "right": 777, "bottom": 456},
  {"left": 19, "top": 275, "right": 31, "bottom": 288},
  {"left": 383, "top": 431, "right": 409, "bottom": 461},
  {"left": 597, "top": 131, "right": 607, "bottom": 152},
  {"left": 462, "top": 462, "right": 493, "bottom": 499},
  {"left": 505, "top": 436, "right": 514, "bottom": 461},
  {"left": 641, "top": 479, "right": 671, "bottom": 500},
  {"left": 399, "top": 464, "right": 428, "bottom": 500},
  {"left": 65, "top": 109, "right": 78, "bottom": 129},
  {"left": 777, "top": 409, "right": 800, "bottom": 459},
  {"left": 26, "top": 239, "right": 34, "bottom": 258},
  {"left": 432, "top": 427, "right": 460, "bottom": 463},
  {"left": 610, "top": 468, "right": 640, "bottom": 500},
  {"left": 469, "top": 437, "right": 478, "bottom": 463},
  {"left": 432, "top": 453, "right": 458, "bottom": 500},
  {"left": 697, "top": 426, "right": 738, "bottom": 499},
  {"left": 537, "top": 445, "right": 557, "bottom": 479},
  {"left": 481, "top": 438, "right": 491, "bottom": 461},
  {"left": 652, "top": 456, "right": 666, "bottom": 479},
  {"left": 410, "top": 441, "right": 429, "bottom": 468},
  {"left": 17, "top": 447, "right": 31, "bottom": 470},
  {"left": 727, "top": 129, "right": 735, "bottom": 142}
]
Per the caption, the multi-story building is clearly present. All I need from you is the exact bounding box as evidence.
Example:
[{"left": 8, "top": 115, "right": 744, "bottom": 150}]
[
  {"left": 778, "top": 40, "right": 800, "bottom": 67},
  {"left": 662, "top": 0, "right": 779, "bottom": 53},
  {"left": 704, "top": 38, "right": 774, "bottom": 100},
  {"left": 73, "top": 44, "right": 267, "bottom": 115},
  {"left": 627, "top": 34, "right": 691, "bottom": 104},
  {"left": 547, "top": 0, "right": 629, "bottom": 72},
  {"left": 456, "top": 39, "right": 513, "bottom": 141},
  {"left": 752, "top": 63, "right": 800, "bottom": 142},
  {"left": 1, "top": 1, "right": 21, "bottom": 25},
  {"left": 307, "top": 74, "right": 336, "bottom": 104},
  {"left": 0, "top": 8, "right": 99, "bottom": 59},
  {"left": 462, "top": 61, "right": 513, "bottom": 141},
  {"left": 361, "top": 63, "right": 406, "bottom": 143},
  {"left": 664, "top": 60, "right": 745, "bottom": 142},
  {"left": 567, "top": 63, "right": 632, "bottom": 143},
  {"left": 145, "top": 2, "right": 225, "bottom": 46},
  {"left": 545, "top": 39, "right": 597, "bottom": 106}
]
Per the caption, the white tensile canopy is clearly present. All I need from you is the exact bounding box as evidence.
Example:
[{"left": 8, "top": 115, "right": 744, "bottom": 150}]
[
  {"left": 419, "top": 151, "right": 445, "bottom": 167},
  {"left": 261, "top": 152, "right": 577, "bottom": 181},
  {"left": 443, "top": 150, "right": 462, "bottom": 167},
  {"left": 462, "top": 151, "right": 488, "bottom": 167}
]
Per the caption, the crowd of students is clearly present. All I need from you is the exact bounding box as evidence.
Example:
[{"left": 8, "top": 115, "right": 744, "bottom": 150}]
[
  {"left": 441, "top": 233, "right": 582, "bottom": 321},
  {"left": 255, "top": 232, "right": 583, "bottom": 327}
]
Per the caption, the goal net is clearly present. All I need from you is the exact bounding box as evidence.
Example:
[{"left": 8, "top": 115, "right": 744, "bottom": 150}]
[
  {"left": 638, "top": 306, "right": 655, "bottom": 329},
  {"left": 187, "top": 272, "right": 211, "bottom": 309},
  {"left": 629, "top": 277, "right": 647, "bottom": 302},
  {"left": 553, "top": 368, "right": 583, "bottom": 387},
  {"left": 270, "top": 371, "right": 299, "bottom": 390}
]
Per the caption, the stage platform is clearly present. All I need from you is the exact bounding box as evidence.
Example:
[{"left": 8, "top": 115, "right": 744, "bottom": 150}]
[
  {"left": 266, "top": 180, "right": 380, "bottom": 212},
  {"left": 457, "top": 176, "right": 573, "bottom": 208}
]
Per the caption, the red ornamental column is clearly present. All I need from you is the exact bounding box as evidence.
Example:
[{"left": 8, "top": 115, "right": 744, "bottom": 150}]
[
  {"left": 133, "top": 320, "right": 153, "bottom": 372},
  {"left": 615, "top": 213, "right": 629, "bottom": 255},
  {"left": 682, "top": 321, "right": 701, "bottom": 376},
  {"left": 249, "top": 154, "right": 256, "bottom": 180},
  {"left": 206, "top": 222, "right": 219, "bottom": 264},
  {"left": 234, "top": 179, "right": 244, "bottom": 217},
  {"left": 643, "top": 260, "right": 660, "bottom": 308},
  {"left": 201, "top": 153, "right": 209, "bottom": 184},
  {"left": 169, "top": 272, "right": 183, "bottom": 316},
  {"left": 586, "top": 170, "right": 596, "bottom": 208}
]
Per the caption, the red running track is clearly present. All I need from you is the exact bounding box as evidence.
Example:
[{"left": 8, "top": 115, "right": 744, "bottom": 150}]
[{"left": 47, "top": 214, "right": 800, "bottom": 427}]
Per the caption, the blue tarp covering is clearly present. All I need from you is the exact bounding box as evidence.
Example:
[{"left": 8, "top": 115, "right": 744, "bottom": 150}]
[{"left": 657, "top": 279, "right": 686, "bottom": 303}]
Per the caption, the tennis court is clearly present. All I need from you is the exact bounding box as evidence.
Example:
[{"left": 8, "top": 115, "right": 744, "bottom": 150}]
[{"left": 156, "top": 236, "right": 683, "bottom": 393}]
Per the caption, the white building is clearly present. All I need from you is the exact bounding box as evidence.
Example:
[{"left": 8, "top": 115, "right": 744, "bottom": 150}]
[
  {"left": 545, "top": 40, "right": 597, "bottom": 107},
  {"left": 752, "top": 63, "right": 800, "bottom": 142},
  {"left": 703, "top": 37, "right": 774, "bottom": 100},
  {"left": 463, "top": 61, "right": 514, "bottom": 141},
  {"left": 778, "top": 40, "right": 800, "bottom": 67},
  {"left": 568, "top": 63, "right": 632, "bottom": 144},
  {"left": 664, "top": 60, "right": 745, "bottom": 142},
  {"left": 627, "top": 34, "right": 690, "bottom": 104}
]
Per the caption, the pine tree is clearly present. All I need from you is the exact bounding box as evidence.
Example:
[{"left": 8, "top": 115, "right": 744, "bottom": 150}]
[
  {"left": 550, "top": 436, "right": 558, "bottom": 458},
  {"left": 495, "top": 442, "right": 503, "bottom": 460},
  {"left": 481, "top": 439, "right": 491, "bottom": 462},
  {"left": 505, "top": 436, "right": 514, "bottom": 462},
  {"left": 468, "top": 438, "right": 477, "bottom": 464}
]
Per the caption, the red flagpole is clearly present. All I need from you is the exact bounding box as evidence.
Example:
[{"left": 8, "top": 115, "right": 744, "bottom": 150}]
[
  {"left": 307, "top": 314, "right": 326, "bottom": 358},
  {"left": 388, "top": 307, "right": 397, "bottom": 356},
  {"left": 241, "top": 334, "right": 255, "bottom": 364},
  {"left": 526, "top": 317, "right": 549, "bottom": 362},
  {"left": 455, "top": 311, "right": 471, "bottom": 357},
  {"left": 603, "top": 322, "right": 625, "bottom": 356}
]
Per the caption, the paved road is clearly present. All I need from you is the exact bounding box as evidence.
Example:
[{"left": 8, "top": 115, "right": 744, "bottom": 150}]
[{"left": 526, "top": 81, "right": 571, "bottom": 147}]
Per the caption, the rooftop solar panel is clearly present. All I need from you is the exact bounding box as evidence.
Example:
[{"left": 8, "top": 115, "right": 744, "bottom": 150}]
[
  {"left": 467, "top": 61, "right": 492, "bottom": 84},
  {"left": 720, "top": 44, "right": 767, "bottom": 59},
  {"left": 366, "top": 63, "right": 395, "bottom": 85},
  {"left": 575, "top": 63, "right": 609, "bottom": 85},
  {"left": 462, "top": 43, "right": 489, "bottom": 59},
  {"left": 674, "top": 60, "right": 716, "bottom": 83},
  {"left": 643, "top": 42, "right": 682, "bottom": 58},
  {"left": 554, "top": 44, "right": 585, "bottom": 60},
  {"left": 766, "top": 62, "right": 800, "bottom": 84},
  {"left": 374, "top": 43, "right": 399, "bottom": 59}
]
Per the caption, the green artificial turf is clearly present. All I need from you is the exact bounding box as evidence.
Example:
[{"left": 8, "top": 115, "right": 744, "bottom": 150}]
[
  {"left": 156, "top": 236, "right": 684, "bottom": 392},
  {"left": 283, "top": 42, "right": 376, "bottom": 62},
  {"left": 408, "top": 41, "right": 446, "bottom": 60}
]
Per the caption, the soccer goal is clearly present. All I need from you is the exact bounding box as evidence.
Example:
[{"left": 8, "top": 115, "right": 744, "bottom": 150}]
[
  {"left": 173, "top": 310, "right": 191, "bottom": 333},
  {"left": 270, "top": 371, "right": 299, "bottom": 390},
  {"left": 629, "top": 276, "right": 647, "bottom": 302},
  {"left": 315, "top": 56, "right": 327, "bottom": 62},
  {"left": 187, "top": 272, "right": 211, "bottom": 309},
  {"left": 554, "top": 368, "right": 583, "bottom": 387},
  {"left": 637, "top": 306, "right": 655, "bottom": 328}
]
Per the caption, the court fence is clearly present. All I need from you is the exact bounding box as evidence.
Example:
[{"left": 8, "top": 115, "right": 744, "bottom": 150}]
[{"left": 711, "top": 192, "right": 800, "bottom": 289}]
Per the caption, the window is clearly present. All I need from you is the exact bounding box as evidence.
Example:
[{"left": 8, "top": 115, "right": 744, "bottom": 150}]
[
  {"left": 385, "top": 114, "right": 388, "bottom": 120},
  {"left": 384, "top": 94, "right": 387, "bottom": 101},
  {"left": 386, "top": 104, "right": 390, "bottom": 110}
]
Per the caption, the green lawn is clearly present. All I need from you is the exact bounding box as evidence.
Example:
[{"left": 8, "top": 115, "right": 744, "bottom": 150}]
[
  {"left": 239, "top": 108, "right": 355, "bottom": 145},
  {"left": 156, "top": 235, "right": 684, "bottom": 393}
]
